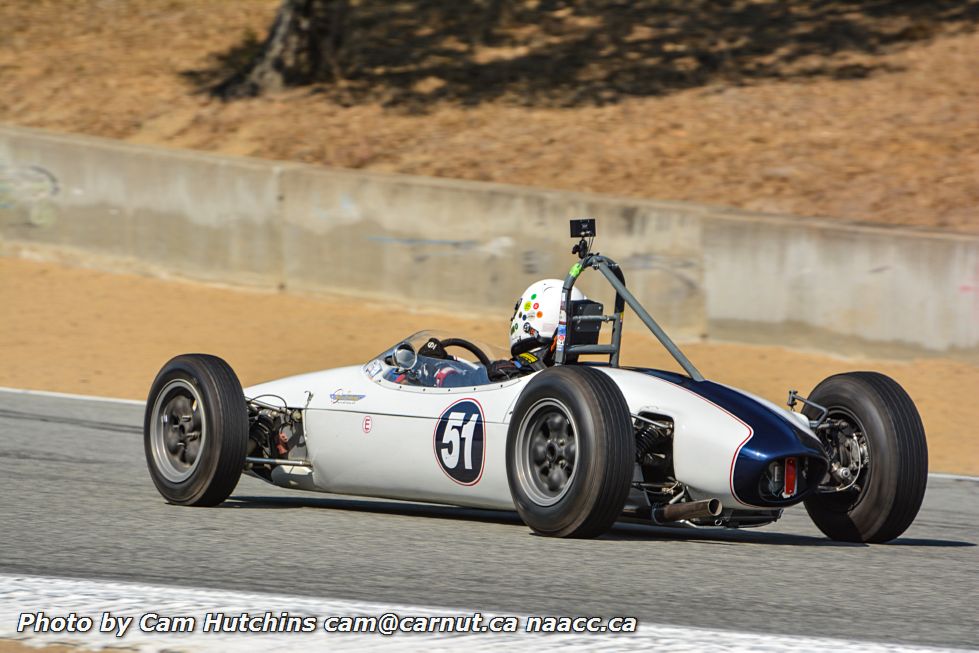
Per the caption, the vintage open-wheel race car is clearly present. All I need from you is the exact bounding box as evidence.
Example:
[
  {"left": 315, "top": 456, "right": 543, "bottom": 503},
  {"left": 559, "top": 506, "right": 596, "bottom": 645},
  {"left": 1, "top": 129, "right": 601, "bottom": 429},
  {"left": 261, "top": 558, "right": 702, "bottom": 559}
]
[{"left": 145, "top": 219, "right": 928, "bottom": 542}]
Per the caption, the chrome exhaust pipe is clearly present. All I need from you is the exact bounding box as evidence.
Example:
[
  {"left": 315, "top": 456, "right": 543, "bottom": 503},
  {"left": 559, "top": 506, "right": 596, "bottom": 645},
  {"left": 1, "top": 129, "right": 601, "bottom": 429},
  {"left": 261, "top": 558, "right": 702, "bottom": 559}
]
[{"left": 651, "top": 498, "right": 722, "bottom": 524}]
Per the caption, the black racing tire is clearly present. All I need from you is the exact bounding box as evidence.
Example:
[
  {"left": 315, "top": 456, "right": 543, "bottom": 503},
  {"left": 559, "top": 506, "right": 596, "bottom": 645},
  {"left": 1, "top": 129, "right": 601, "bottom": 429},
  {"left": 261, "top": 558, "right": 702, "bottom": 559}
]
[
  {"left": 506, "top": 366, "right": 635, "bottom": 538},
  {"left": 802, "top": 372, "right": 927, "bottom": 543},
  {"left": 144, "top": 354, "right": 249, "bottom": 506}
]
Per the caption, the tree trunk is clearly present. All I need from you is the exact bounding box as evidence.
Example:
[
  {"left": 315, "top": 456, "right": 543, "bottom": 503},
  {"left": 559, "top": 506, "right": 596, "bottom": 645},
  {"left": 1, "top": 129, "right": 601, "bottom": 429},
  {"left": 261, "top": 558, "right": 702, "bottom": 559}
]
[
  {"left": 217, "top": 0, "right": 349, "bottom": 98},
  {"left": 473, "top": 0, "right": 508, "bottom": 47}
]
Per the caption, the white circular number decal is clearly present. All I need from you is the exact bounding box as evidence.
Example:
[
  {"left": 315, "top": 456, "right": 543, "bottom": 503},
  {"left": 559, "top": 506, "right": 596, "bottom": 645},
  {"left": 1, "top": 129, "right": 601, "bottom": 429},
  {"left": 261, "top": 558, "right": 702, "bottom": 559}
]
[{"left": 434, "top": 399, "right": 485, "bottom": 485}]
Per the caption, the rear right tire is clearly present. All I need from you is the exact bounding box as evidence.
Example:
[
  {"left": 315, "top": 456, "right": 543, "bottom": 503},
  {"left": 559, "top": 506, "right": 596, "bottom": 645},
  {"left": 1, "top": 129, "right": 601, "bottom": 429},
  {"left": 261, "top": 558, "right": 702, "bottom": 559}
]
[{"left": 802, "top": 372, "right": 928, "bottom": 543}]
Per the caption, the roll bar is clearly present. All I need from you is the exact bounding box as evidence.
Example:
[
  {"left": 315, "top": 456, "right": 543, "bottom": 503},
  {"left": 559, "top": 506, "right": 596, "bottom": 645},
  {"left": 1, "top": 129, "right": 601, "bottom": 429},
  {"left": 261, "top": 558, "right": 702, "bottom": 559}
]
[{"left": 553, "top": 235, "right": 705, "bottom": 383}]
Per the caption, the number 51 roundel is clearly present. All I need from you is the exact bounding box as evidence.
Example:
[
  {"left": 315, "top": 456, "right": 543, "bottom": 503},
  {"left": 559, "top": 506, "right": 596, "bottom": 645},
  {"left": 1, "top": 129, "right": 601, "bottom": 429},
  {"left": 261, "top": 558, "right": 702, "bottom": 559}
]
[{"left": 433, "top": 399, "right": 485, "bottom": 485}]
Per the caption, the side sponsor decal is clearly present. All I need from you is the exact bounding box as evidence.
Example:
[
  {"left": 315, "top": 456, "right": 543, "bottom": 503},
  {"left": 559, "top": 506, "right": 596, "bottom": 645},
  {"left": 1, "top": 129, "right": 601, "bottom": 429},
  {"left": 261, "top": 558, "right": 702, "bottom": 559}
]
[
  {"left": 433, "top": 398, "right": 485, "bottom": 486},
  {"left": 365, "top": 360, "right": 383, "bottom": 378},
  {"left": 330, "top": 388, "right": 366, "bottom": 404}
]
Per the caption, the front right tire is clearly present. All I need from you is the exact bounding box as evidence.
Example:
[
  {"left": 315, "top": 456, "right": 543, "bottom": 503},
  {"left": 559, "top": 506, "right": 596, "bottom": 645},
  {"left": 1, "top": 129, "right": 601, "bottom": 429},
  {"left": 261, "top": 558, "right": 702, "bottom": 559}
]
[{"left": 506, "top": 366, "right": 635, "bottom": 538}]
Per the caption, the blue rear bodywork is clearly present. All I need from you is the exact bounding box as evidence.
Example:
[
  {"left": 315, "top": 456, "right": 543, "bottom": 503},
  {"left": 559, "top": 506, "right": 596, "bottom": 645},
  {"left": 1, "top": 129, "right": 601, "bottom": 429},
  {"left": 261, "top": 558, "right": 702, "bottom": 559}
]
[{"left": 634, "top": 369, "right": 828, "bottom": 507}]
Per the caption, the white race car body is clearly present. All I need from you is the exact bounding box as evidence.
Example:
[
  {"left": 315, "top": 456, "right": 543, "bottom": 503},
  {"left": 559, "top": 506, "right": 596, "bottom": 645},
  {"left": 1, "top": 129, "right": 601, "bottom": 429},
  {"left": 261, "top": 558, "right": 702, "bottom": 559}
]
[
  {"left": 144, "top": 224, "right": 927, "bottom": 542},
  {"left": 245, "top": 350, "right": 824, "bottom": 513}
]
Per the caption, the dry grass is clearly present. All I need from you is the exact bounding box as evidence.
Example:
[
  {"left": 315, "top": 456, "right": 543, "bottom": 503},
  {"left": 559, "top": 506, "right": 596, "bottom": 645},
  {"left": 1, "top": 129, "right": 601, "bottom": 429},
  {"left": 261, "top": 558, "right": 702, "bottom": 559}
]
[{"left": 1, "top": 0, "right": 977, "bottom": 232}]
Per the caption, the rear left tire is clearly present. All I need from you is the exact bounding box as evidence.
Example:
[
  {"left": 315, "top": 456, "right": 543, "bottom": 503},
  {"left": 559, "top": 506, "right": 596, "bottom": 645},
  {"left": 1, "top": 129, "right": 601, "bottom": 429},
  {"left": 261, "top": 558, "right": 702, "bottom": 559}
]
[{"left": 506, "top": 366, "right": 635, "bottom": 538}]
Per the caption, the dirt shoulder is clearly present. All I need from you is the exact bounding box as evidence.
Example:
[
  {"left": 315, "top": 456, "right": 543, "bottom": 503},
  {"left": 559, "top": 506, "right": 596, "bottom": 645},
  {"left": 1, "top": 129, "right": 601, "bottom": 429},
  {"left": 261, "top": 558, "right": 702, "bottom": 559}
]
[
  {"left": 1, "top": 255, "right": 975, "bottom": 475},
  {"left": 1, "top": 1, "right": 977, "bottom": 233}
]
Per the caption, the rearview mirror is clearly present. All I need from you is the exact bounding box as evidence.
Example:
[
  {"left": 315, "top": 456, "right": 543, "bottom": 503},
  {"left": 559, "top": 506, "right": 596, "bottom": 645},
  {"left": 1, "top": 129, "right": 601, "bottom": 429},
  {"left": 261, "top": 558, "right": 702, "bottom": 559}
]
[{"left": 394, "top": 343, "right": 417, "bottom": 370}]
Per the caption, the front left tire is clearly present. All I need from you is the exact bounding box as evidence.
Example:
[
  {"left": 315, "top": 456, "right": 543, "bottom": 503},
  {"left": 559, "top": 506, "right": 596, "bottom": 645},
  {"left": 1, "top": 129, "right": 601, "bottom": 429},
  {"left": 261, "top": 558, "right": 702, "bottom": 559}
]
[{"left": 144, "top": 354, "right": 249, "bottom": 506}]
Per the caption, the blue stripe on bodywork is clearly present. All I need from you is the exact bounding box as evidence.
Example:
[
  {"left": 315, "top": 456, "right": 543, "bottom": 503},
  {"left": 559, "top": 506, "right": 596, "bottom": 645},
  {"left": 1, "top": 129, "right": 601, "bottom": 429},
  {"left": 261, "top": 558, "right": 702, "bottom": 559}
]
[{"left": 632, "top": 368, "right": 827, "bottom": 507}]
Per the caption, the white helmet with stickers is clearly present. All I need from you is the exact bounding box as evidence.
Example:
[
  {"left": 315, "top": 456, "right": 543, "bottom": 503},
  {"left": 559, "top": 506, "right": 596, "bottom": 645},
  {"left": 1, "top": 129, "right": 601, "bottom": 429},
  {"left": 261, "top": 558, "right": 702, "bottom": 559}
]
[{"left": 509, "top": 279, "right": 586, "bottom": 356}]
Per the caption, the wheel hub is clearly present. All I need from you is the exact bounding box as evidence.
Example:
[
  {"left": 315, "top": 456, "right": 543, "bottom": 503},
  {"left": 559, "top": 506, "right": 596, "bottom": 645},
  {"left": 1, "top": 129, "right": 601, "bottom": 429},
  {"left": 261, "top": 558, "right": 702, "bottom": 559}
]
[
  {"left": 817, "top": 411, "right": 872, "bottom": 501},
  {"left": 150, "top": 380, "right": 207, "bottom": 483},
  {"left": 517, "top": 400, "right": 579, "bottom": 506}
]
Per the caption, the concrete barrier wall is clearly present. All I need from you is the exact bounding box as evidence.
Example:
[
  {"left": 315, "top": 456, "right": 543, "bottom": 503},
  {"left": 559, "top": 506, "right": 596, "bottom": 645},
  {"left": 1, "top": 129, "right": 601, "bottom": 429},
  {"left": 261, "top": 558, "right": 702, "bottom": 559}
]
[
  {"left": 278, "top": 166, "right": 706, "bottom": 337},
  {"left": 2, "top": 125, "right": 976, "bottom": 359},
  {"left": 703, "top": 214, "right": 978, "bottom": 356},
  {"left": 0, "top": 128, "right": 287, "bottom": 287}
]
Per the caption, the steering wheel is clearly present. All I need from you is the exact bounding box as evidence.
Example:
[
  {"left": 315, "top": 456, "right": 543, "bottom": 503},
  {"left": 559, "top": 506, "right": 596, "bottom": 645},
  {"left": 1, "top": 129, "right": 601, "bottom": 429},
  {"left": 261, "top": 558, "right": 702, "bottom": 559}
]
[{"left": 438, "top": 338, "right": 493, "bottom": 368}]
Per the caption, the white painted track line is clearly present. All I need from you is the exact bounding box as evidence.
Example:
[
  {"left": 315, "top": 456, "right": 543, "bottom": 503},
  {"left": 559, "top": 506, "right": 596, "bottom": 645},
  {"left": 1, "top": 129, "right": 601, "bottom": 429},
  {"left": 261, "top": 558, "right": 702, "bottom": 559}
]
[
  {"left": 0, "top": 574, "right": 968, "bottom": 652},
  {"left": 927, "top": 472, "right": 979, "bottom": 482},
  {"left": 0, "top": 386, "right": 144, "bottom": 406}
]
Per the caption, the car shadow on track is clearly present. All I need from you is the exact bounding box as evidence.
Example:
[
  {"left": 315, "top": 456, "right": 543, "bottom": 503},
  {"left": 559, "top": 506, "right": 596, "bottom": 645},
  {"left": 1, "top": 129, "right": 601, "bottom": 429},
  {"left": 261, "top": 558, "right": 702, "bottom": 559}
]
[
  {"left": 879, "top": 538, "right": 975, "bottom": 547},
  {"left": 223, "top": 495, "right": 973, "bottom": 548},
  {"left": 603, "top": 520, "right": 975, "bottom": 548},
  {"left": 223, "top": 494, "right": 525, "bottom": 526}
]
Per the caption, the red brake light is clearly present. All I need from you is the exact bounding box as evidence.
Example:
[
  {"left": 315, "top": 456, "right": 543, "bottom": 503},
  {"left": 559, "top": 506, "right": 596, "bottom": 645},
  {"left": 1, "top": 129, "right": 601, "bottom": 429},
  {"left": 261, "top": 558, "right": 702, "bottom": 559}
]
[{"left": 783, "top": 457, "right": 797, "bottom": 498}]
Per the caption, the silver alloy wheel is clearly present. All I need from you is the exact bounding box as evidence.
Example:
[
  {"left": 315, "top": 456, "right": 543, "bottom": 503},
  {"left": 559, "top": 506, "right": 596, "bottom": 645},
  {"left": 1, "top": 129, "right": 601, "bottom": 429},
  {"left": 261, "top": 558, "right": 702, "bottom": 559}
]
[
  {"left": 150, "top": 379, "right": 207, "bottom": 483},
  {"left": 514, "top": 398, "right": 578, "bottom": 506}
]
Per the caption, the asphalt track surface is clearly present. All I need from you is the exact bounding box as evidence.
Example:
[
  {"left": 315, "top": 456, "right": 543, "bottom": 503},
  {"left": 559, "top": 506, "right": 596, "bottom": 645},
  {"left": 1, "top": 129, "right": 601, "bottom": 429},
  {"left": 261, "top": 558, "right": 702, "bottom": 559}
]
[{"left": 0, "top": 390, "right": 976, "bottom": 649}]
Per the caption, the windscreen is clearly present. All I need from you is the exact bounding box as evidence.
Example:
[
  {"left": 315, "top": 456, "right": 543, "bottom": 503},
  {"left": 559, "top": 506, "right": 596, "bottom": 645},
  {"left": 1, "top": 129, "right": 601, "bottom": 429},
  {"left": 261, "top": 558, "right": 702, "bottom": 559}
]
[{"left": 363, "top": 331, "right": 511, "bottom": 388}]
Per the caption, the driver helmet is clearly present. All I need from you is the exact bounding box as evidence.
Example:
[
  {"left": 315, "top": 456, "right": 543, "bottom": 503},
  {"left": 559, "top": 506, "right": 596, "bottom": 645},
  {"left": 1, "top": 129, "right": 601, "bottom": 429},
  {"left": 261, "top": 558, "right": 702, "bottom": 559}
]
[{"left": 509, "top": 279, "right": 586, "bottom": 356}]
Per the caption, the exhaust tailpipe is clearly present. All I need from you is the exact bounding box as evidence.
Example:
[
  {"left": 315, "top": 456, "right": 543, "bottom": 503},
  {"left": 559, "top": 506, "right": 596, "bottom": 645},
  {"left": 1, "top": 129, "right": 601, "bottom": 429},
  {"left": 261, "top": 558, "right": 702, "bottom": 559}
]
[{"left": 652, "top": 498, "right": 722, "bottom": 524}]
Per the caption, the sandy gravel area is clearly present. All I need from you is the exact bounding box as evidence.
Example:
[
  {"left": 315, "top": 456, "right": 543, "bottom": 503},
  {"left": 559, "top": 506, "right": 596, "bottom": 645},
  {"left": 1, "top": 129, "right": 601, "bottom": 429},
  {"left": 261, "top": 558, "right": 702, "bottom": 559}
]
[{"left": 1, "top": 255, "right": 974, "bottom": 475}]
